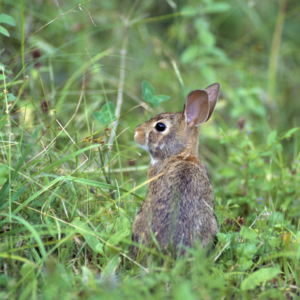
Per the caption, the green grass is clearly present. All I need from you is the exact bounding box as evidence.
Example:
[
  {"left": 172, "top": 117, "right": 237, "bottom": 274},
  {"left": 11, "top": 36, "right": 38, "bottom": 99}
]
[{"left": 1, "top": 0, "right": 300, "bottom": 299}]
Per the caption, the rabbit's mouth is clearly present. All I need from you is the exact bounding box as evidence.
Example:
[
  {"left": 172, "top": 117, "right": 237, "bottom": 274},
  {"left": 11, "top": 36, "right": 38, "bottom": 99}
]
[{"left": 136, "top": 142, "right": 149, "bottom": 152}]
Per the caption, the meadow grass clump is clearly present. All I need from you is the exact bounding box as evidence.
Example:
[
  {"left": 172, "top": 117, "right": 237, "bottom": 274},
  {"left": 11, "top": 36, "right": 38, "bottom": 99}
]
[{"left": 0, "top": 0, "right": 300, "bottom": 299}]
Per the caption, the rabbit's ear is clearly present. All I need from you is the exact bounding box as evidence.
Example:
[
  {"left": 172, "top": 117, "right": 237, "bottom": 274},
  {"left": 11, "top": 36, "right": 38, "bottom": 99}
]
[
  {"left": 184, "top": 90, "right": 209, "bottom": 127},
  {"left": 204, "top": 83, "right": 220, "bottom": 122}
]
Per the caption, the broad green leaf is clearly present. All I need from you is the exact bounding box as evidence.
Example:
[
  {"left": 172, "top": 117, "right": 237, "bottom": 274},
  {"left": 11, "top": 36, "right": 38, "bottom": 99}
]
[
  {"left": 260, "top": 150, "right": 272, "bottom": 157},
  {"left": 281, "top": 127, "right": 299, "bottom": 139},
  {"left": 71, "top": 219, "right": 104, "bottom": 255},
  {"left": 240, "top": 140, "right": 250, "bottom": 148},
  {"left": 116, "top": 215, "right": 131, "bottom": 232},
  {"left": 0, "top": 74, "right": 6, "bottom": 81},
  {"left": 142, "top": 81, "right": 155, "bottom": 103},
  {"left": 108, "top": 229, "right": 131, "bottom": 246},
  {"left": 0, "top": 178, "right": 7, "bottom": 186},
  {"left": 267, "top": 130, "right": 277, "bottom": 146},
  {"left": 216, "top": 232, "right": 230, "bottom": 247},
  {"left": 7, "top": 94, "right": 16, "bottom": 102},
  {"left": 198, "top": 28, "right": 215, "bottom": 48},
  {"left": 237, "top": 258, "right": 253, "bottom": 271},
  {"left": 93, "top": 101, "right": 115, "bottom": 125},
  {"left": 115, "top": 215, "right": 131, "bottom": 237},
  {"left": 105, "top": 229, "right": 131, "bottom": 253},
  {"left": 202, "top": 3, "right": 231, "bottom": 14},
  {"left": 0, "top": 14, "right": 16, "bottom": 26},
  {"left": 141, "top": 81, "right": 170, "bottom": 107},
  {"left": 95, "top": 243, "right": 105, "bottom": 256},
  {"left": 268, "top": 237, "right": 281, "bottom": 247},
  {"left": 181, "top": 45, "right": 198, "bottom": 64},
  {"left": 180, "top": 6, "right": 198, "bottom": 17},
  {"left": 148, "top": 95, "right": 170, "bottom": 107},
  {"left": 237, "top": 243, "right": 257, "bottom": 259},
  {"left": 240, "top": 226, "right": 258, "bottom": 240},
  {"left": 258, "top": 289, "right": 285, "bottom": 300},
  {"left": 241, "top": 267, "right": 280, "bottom": 291},
  {"left": 0, "top": 25, "right": 9, "bottom": 37}
]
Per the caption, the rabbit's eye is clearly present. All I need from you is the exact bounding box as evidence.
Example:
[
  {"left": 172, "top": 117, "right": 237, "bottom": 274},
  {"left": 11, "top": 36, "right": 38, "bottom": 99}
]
[{"left": 155, "top": 122, "right": 166, "bottom": 132}]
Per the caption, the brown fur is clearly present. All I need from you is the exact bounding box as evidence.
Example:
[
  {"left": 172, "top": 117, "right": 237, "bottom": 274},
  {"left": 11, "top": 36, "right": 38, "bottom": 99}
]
[{"left": 132, "top": 83, "right": 220, "bottom": 258}]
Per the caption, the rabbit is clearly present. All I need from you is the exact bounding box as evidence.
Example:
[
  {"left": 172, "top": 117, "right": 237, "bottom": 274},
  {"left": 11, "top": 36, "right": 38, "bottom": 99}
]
[{"left": 131, "top": 83, "right": 220, "bottom": 258}]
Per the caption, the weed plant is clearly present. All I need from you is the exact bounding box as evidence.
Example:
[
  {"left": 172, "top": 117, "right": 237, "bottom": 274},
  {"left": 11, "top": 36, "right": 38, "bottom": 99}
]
[{"left": 0, "top": 0, "right": 300, "bottom": 299}]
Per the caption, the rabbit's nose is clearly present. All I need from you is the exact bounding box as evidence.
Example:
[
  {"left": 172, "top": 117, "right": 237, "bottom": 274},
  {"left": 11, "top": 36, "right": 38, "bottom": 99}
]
[
  {"left": 134, "top": 127, "right": 147, "bottom": 147},
  {"left": 134, "top": 128, "right": 139, "bottom": 140}
]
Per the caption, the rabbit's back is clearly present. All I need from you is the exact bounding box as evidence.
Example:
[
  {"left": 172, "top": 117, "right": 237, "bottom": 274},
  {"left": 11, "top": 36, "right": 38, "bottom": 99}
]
[{"left": 132, "top": 157, "right": 218, "bottom": 254}]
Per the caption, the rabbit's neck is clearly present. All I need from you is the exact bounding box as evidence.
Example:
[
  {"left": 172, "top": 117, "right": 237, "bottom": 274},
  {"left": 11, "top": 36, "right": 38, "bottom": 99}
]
[{"left": 147, "top": 151, "right": 205, "bottom": 179}]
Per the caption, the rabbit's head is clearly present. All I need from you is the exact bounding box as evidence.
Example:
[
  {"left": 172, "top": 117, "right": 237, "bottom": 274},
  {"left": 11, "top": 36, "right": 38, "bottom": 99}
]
[{"left": 134, "top": 83, "right": 220, "bottom": 164}]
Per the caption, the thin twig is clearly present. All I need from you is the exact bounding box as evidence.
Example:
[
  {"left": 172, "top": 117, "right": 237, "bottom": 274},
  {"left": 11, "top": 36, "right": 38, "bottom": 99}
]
[
  {"left": 213, "top": 241, "right": 230, "bottom": 262},
  {"left": 107, "top": 0, "right": 140, "bottom": 145},
  {"left": 108, "top": 25, "right": 128, "bottom": 146}
]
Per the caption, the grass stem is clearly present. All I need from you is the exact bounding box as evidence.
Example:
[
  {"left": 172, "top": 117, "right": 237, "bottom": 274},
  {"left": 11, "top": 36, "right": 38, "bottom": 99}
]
[{"left": 267, "top": 0, "right": 287, "bottom": 101}]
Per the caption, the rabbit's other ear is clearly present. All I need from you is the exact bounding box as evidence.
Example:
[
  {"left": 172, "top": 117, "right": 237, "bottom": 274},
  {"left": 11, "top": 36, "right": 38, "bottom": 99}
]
[
  {"left": 184, "top": 90, "right": 209, "bottom": 127},
  {"left": 205, "top": 83, "right": 220, "bottom": 122}
]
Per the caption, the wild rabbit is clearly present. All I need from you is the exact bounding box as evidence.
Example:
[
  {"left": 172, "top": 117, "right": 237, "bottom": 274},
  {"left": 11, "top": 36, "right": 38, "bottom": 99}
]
[{"left": 132, "top": 83, "right": 220, "bottom": 258}]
